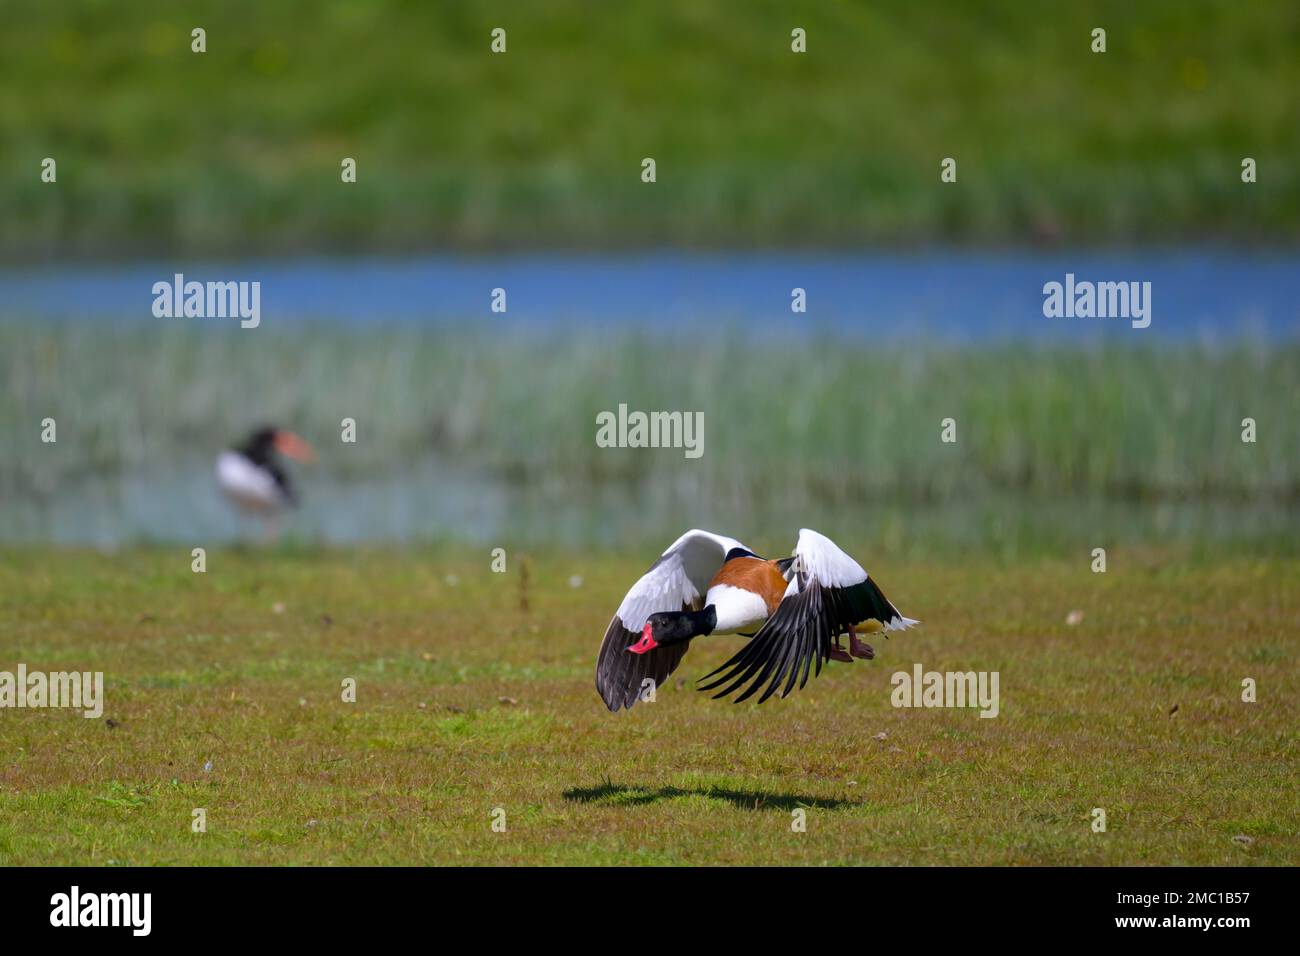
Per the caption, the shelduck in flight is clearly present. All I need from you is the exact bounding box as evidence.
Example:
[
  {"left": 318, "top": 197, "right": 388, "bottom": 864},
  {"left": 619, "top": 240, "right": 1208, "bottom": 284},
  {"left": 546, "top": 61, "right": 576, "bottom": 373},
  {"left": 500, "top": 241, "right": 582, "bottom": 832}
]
[
  {"left": 215, "top": 426, "right": 315, "bottom": 531},
  {"left": 596, "top": 529, "right": 917, "bottom": 711}
]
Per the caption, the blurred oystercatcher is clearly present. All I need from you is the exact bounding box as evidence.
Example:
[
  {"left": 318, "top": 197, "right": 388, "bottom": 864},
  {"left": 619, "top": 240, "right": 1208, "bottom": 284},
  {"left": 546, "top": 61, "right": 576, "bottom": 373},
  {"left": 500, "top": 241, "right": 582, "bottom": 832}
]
[
  {"left": 596, "top": 529, "right": 918, "bottom": 711},
  {"left": 215, "top": 427, "right": 315, "bottom": 533}
]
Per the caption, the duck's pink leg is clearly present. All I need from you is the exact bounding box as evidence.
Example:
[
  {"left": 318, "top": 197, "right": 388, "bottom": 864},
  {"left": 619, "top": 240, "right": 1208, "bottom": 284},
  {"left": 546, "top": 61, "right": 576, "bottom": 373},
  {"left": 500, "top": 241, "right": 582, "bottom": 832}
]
[
  {"left": 848, "top": 622, "right": 875, "bottom": 660},
  {"left": 828, "top": 633, "right": 854, "bottom": 663}
]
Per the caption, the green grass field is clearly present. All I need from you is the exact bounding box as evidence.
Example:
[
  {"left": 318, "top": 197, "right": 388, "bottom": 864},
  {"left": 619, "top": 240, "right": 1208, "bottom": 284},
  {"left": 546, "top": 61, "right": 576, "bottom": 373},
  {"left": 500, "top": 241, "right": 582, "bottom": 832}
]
[
  {"left": 1, "top": 546, "right": 1295, "bottom": 865},
  {"left": 4, "top": 0, "right": 1298, "bottom": 256}
]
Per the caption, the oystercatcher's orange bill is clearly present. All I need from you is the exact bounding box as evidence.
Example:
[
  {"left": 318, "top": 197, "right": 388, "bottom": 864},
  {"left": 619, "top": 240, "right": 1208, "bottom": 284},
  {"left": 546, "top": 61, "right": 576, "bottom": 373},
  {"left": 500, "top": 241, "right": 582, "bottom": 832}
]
[{"left": 273, "top": 430, "right": 316, "bottom": 462}]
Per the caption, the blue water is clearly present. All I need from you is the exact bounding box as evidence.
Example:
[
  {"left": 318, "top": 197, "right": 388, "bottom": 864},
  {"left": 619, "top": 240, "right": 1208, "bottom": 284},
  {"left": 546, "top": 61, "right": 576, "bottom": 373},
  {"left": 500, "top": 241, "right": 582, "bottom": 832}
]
[{"left": 4, "top": 248, "right": 1297, "bottom": 341}]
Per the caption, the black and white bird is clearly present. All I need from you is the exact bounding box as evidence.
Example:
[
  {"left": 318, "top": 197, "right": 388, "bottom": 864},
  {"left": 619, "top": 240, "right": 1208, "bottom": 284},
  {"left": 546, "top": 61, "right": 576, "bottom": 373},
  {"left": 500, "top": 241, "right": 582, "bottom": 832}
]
[
  {"left": 215, "top": 426, "right": 315, "bottom": 525},
  {"left": 595, "top": 529, "right": 917, "bottom": 711}
]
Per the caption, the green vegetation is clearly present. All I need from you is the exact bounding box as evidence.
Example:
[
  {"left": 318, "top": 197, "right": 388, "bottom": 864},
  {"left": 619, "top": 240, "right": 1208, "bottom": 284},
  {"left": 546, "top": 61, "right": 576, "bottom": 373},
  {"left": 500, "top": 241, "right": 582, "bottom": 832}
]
[
  {"left": 0, "top": 546, "right": 1295, "bottom": 865},
  {"left": 3, "top": 1, "right": 1297, "bottom": 257},
  {"left": 4, "top": 322, "right": 1297, "bottom": 507}
]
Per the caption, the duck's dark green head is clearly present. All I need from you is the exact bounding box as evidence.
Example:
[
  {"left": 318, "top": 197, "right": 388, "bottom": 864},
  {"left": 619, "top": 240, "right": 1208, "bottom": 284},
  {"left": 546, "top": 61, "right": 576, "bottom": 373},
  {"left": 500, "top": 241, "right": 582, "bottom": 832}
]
[{"left": 627, "top": 607, "right": 718, "bottom": 654}]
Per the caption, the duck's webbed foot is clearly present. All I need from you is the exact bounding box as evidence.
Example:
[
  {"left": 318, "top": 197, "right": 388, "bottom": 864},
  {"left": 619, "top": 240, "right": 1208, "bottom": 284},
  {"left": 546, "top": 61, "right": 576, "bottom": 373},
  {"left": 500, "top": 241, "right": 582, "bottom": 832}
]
[
  {"left": 848, "top": 623, "right": 875, "bottom": 660},
  {"left": 828, "top": 635, "right": 855, "bottom": 663}
]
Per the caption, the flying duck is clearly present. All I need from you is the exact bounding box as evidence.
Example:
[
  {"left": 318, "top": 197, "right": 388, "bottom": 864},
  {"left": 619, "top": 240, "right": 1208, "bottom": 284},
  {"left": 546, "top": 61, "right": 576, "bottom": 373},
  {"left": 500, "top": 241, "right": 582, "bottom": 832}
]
[
  {"left": 595, "top": 529, "right": 918, "bottom": 711},
  {"left": 215, "top": 426, "right": 315, "bottom": 517}
]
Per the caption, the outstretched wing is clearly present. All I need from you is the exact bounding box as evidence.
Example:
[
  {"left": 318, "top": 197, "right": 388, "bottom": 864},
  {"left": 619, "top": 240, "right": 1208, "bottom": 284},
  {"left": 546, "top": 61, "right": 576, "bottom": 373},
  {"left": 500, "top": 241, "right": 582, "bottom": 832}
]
[
  {"left": 698, "top": 529, "right": 918, "bottom": 704},
  {"left": 596, "top": 529, "right": 749, "bottom": 712}
]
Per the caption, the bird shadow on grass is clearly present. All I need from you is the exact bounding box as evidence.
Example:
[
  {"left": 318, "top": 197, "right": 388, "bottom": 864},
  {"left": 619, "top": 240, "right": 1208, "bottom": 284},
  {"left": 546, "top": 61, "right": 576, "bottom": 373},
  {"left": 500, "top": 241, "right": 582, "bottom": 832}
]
[{"left": 563, "top": 782, "right": 854, "bottom": 812}]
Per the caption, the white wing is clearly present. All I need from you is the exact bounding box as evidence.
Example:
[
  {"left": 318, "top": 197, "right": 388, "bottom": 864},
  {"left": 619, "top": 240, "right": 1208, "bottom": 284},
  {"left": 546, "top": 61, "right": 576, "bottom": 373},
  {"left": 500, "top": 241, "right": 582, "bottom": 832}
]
[
  {"left": 792, "top": 529, "right": 918, "bottom": 631},
  {"left": 791, "top": 528, "right": 867, "bottom": 587},
  {"left": 614, "top": 529, "right": 749, "bottom": 632},
  {"left": 596, "top": 529, "right": 749, "bottom": 711},
  {"left": 698, "top": 529, "right": 918, "bottom": 704}
]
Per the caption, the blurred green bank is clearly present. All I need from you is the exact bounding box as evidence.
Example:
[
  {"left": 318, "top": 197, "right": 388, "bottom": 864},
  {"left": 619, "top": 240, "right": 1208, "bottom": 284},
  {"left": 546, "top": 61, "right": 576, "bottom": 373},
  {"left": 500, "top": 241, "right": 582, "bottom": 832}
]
[{"left": 1, "top": 0, "right": 1297, "bottom": 258}]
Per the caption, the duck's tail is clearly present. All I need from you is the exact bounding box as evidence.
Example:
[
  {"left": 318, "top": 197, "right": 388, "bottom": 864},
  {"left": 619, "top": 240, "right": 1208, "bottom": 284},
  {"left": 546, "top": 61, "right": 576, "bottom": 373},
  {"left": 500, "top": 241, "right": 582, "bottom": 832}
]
[{"left": 860, "top": 576, "right": 919, "bottom": 632}]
